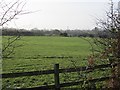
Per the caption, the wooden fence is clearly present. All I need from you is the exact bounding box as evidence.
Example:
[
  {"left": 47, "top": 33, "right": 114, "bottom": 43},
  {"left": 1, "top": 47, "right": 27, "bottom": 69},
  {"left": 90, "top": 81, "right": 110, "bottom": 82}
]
[{"left": 1, "top": 63, "right": 117, "bottom": 90}]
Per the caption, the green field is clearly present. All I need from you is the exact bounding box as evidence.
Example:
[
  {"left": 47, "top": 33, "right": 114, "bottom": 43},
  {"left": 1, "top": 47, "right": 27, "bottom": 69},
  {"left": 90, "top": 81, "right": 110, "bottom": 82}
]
[
  {"left": 3, "top": 36, "right": 101, "bottom": 89},
  {"left": 3, "top": 36, "right": 92, "bottom": 73}
]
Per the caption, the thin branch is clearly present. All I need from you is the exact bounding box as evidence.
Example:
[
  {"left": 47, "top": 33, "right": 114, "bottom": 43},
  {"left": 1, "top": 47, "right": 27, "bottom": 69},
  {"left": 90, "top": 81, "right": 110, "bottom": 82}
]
[{"left": 1, "top": 0, "right": 19, "bottom": 24}]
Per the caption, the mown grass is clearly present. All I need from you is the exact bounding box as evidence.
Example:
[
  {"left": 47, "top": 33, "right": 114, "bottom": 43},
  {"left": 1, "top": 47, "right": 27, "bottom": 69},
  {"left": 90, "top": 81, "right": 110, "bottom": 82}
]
[
  {"left": 3, "top": 36, "right": 92, "bottom": 73},
  {"left": 2, "top": 36, "right": 109, "bottom": 89}
]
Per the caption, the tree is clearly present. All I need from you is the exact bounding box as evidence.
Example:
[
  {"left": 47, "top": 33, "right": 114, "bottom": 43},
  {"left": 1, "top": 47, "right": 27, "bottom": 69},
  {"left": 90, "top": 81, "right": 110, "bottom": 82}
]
[
  {"left": 92, "top": 0, "right": 120, "bottom": 88},
  {"left": 60, "top": 32, "right": 68, "bottom": 37},
  {"left": 0, "top": 0, "right": 27, "bottom": 58}
]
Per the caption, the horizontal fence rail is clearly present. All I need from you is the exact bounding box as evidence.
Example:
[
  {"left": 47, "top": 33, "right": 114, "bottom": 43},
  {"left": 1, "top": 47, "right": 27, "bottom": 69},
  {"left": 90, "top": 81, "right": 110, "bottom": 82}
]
[
  {"left": 1, "top": 63, "right": 118, "bottom": 90},
  {"left": 15, "top": 76, "right": 114, "bottom": 90},
  {"left": 1, "top": 63, "right": 115, "bottom": 78},
  {"left": 2, "top": 70, "right": 54, "bottom": 78}
]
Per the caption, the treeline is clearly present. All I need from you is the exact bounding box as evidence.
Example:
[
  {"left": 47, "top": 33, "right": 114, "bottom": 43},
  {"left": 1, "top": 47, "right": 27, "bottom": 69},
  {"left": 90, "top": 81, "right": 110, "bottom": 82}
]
[{"left": 2, "top": 27, "right": 112, "bottom": 38}]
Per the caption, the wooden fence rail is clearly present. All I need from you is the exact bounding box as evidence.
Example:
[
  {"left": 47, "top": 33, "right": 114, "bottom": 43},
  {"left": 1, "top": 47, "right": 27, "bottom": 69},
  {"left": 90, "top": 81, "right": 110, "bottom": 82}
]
[
  {"left": 15, "top": 76, "right": 113, "bottom": 90},
  {"left": 1, "top": 63, "right": 117, "bottom": 90},
  {"left": 2, "top": 63, "right": 114, "bottom": 78}
]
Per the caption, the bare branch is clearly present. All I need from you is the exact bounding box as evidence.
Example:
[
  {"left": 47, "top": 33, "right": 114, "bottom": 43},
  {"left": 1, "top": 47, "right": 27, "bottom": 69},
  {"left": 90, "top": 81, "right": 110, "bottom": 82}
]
[{"left": 1, "top": 0, "right": 27, "bottom": 58}]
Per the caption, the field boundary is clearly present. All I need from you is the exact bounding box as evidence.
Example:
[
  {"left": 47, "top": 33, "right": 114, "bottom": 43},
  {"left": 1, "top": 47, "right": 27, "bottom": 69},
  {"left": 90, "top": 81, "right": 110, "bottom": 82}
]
[{"left": 1, "top": 63, "right": 118, "bottom": 90}]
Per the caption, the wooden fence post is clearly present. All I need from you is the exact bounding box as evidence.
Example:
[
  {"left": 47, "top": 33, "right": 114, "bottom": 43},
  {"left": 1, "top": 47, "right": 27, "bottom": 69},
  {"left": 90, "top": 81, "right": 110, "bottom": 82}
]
[{"left": 54, "top": 64, "right": 60, "bottom": 90}]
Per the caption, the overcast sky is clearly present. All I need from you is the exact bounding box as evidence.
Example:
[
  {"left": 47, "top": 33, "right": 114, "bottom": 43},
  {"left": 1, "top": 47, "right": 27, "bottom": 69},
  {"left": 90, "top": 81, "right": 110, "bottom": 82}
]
[{"left": 5, "top": 0, "right": 120, "bottom": 30}]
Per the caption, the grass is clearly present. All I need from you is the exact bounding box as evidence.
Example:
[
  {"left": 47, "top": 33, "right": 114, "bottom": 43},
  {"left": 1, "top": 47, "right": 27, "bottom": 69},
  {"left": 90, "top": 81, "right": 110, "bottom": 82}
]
[
  {"left": 3, "top": 36, "right": 92, "bottom": 73},
  {"left": 15, "top": 36, "right": 91, "bottom": 58},
  {"left": 2, "top": 36, "right": 109, "bottom": 89}
]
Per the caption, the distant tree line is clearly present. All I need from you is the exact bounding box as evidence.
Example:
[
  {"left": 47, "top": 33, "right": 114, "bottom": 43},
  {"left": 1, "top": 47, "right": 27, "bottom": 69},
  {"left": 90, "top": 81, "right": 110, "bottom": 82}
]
[{"left": 2, "top": 27, "right": 113, "bottom": 38}]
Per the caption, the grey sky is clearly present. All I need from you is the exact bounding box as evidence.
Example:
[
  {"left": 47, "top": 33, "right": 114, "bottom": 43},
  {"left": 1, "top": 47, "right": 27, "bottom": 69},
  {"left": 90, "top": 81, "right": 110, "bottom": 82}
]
[{"left": 5, "top": 0, "right": 120, "bottom": 30}]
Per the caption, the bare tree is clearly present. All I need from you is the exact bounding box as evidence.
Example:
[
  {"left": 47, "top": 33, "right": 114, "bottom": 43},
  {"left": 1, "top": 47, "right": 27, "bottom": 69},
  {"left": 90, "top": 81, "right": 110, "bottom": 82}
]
[{"left": 0, "top": 0, "right": 27, "bottom": 58}]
